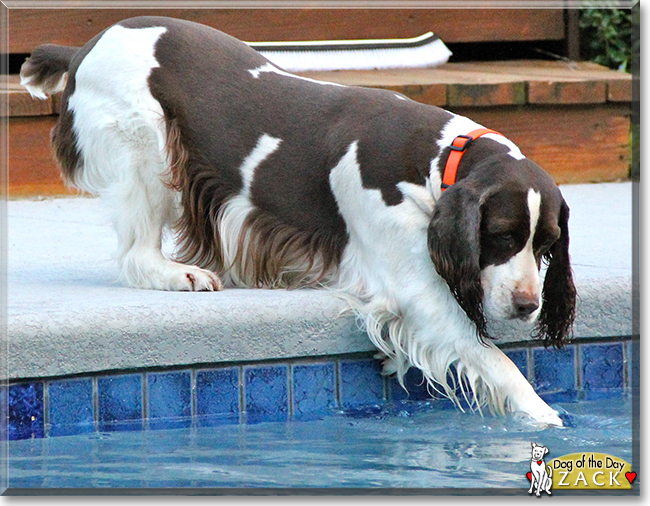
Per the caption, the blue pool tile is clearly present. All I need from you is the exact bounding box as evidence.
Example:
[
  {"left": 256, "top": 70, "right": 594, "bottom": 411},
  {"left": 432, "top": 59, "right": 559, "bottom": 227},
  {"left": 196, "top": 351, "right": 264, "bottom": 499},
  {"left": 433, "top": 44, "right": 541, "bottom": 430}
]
[
  {"left": 338, "top": 359, "right": 385, "bottom": 408},
  {"left": 97, "top": 374, "right": 143, "bottom": 432},
  {"left": 8, "top": 382, "right": 44, "bottom": 440},
  {"left": 244, "top": 365, "right": 289, "bottom": 424},
  {"left": 533, "top": 346, "right": 577, "bottom": 402},
  {"left": 49, "top": 378, "right": 94, "bottom": 437},
  {"left": 292, "top": 362, "right": 337, "bottom": 421},
  {"left": 196, "top": 368, "right": 240, "bottom": 426},
  {"left": 389, "top": 367, "right": 431, "bottom": 402},
  {"left": 581, "top": 343, "right": 624, "bottom": 400},
  {"left": 504, "top": 348, "right": 529, "bottom": 379},
  {"left": 147, "top": 371, "right": 192, "bottom": 430}
]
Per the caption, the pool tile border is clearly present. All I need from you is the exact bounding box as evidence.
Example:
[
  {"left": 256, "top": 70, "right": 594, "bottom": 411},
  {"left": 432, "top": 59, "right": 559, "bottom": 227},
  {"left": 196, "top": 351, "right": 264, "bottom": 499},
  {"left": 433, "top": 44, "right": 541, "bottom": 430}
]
[
  {"left": 292, "top": 362, "right": 338, "bottom": 421},
  {"left": 147, "top": 370, "right": 193, "bottom": 430},
  {"left": 5, "top": 338, "right": 635, "bottom": 440},
  {"left": 48, "top": 378, "right": 94, "bottom": 437},
  {"left": 244, "top": 364, "right": 290, "bottom": 424},
  {"left": 195, "top": 367, "right": 240, "bottom": 427},
  {"left": 97, "top": 374, "right": 144, "bottom": 433}
]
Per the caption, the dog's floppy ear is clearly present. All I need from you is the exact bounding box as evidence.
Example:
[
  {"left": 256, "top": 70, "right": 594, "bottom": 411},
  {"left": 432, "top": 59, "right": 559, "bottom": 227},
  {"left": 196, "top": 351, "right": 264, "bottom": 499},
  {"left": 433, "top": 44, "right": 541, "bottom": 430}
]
[
  {"left": 427, "top": 183, "right": 490, "bottom": 342},
  {"left": 535, "top": 200, "right": 576, "bottom": 348}
]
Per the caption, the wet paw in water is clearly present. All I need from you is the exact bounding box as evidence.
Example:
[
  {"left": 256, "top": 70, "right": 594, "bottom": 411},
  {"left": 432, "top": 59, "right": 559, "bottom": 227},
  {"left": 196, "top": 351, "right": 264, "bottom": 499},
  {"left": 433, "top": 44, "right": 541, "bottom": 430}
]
[{"left": 555, "top": 408, "right": 577, "bottom": 428}]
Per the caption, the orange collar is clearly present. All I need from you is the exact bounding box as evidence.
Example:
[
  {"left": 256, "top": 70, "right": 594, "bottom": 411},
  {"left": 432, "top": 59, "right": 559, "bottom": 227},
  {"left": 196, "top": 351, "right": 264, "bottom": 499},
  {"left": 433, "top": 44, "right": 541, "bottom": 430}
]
[{"left": 441, "top": 127, "right": 503, "bottom": 191}]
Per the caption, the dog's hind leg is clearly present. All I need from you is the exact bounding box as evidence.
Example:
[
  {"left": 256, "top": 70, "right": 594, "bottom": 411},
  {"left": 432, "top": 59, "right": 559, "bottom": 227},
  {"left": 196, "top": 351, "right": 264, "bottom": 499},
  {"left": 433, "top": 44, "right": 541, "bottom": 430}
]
[
  {"left": 106, "top": 169, "right": 222, "bottom": 292},
  {"left": 544, "top": 467, "right": 553, "bottom": 494},
  {"left": 69, "top": 112, "right": 222, "bottom": 291},
  {"left": 71, "top": 104, "right": 223, "bottom": 291},
  {"left": 56, "top": 24, "right": 222, "bottom": 291}
]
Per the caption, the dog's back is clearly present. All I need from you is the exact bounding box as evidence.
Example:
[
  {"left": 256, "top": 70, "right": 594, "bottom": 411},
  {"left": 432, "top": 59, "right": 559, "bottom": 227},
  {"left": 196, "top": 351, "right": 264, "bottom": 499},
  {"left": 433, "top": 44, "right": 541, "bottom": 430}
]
[{"left": 22, "top": 16, "right": 454, "bottom": 289}]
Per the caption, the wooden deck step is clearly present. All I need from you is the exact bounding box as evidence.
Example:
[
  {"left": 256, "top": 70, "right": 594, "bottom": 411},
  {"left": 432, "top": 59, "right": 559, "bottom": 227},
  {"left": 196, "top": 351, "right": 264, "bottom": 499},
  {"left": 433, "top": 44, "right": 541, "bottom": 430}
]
[
  {"left": 4, "top": 60, "right": 632, "bottom": 197},
  {"left": 303, "top": 60, "right": 632, "bottom": 105}
]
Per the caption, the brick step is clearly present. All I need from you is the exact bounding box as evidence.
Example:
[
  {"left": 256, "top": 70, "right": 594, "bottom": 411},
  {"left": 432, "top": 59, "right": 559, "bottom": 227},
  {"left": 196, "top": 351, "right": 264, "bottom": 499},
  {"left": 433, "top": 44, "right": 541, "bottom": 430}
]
[{"left": 4, "top": 60, "right": 632, "bottom": 196}]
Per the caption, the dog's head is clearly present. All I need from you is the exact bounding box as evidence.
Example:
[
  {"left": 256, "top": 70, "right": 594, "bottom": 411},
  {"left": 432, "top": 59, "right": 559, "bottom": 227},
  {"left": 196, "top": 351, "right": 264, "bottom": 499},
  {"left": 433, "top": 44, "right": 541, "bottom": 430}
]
[
  {"left": 427, "top": 154, "right": 576, "bottom": 347},
  {"left": 531, "top": 442, "right": 549, "bottom": 461}
]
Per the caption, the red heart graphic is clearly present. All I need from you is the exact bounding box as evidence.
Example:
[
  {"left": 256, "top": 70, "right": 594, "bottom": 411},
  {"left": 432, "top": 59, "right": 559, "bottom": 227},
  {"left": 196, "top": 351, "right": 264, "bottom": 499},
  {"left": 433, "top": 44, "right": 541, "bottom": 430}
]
[
  {"left": 526, "top": 472, "right": 532, "bottom": 481},
  {"left": 625, "top": 472, "right": 636, "bottom": 484},
  {"left": 537, "top": 460, "right": 542, "bottom": 465}
]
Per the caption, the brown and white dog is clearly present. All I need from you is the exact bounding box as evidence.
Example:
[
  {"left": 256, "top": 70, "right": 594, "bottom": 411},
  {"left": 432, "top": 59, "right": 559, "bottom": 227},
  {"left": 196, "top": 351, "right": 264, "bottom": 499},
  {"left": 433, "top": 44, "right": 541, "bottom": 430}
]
[{"left": 21, "top": 17, "right": 576, "bottom": 425}]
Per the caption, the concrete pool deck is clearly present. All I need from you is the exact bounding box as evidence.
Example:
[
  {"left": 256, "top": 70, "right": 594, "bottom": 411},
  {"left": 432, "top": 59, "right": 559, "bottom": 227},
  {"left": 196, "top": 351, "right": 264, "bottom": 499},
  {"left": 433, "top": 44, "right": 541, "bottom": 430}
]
[{"left": 5, "top": 182, "right": 635, "bottom": 380}]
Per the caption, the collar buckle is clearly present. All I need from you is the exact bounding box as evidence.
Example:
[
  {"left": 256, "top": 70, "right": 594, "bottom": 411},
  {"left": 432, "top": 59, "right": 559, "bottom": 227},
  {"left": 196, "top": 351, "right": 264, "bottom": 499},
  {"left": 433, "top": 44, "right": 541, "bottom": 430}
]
[
  {"left": 441, "top": 128, "right": 504, "bottom": 192},
  {"left": 449, "top": 134, "right": 473, "bottom": 152}
]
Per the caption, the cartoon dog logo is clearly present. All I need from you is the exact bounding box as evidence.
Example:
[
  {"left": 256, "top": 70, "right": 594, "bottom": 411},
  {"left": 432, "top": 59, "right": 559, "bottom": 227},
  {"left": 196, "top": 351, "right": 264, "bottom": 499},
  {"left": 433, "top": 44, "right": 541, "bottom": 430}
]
[{"left": 528, "top": 442, "right": 553, "bottom": 496}]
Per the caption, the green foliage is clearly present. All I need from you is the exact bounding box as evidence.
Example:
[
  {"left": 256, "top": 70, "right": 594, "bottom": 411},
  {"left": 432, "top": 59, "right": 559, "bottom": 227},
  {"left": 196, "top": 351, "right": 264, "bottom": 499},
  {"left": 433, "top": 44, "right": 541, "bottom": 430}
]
[{"left": 579, "top": 8, "right": 632, "bottom": 72}]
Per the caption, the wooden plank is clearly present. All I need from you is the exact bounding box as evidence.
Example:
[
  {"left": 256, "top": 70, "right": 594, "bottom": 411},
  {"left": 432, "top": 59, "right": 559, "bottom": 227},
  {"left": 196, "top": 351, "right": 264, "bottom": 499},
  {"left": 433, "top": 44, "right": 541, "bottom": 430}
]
[
  {"left": 4, "top": 74, "right": 54, "bottom": 117},
  {"left": 608, "top": 80, "right": 633, "bottom": 102},
  {"left": 302, "top": 61, "right": 631, "bottom": 107},
  {"left": 528, "top": 81, "right": 607, "bottom": 104},
  {"left": 450, "top": 104, "right": 631, "bottom": 184},
  {"left": 8, "top": 116, "right": 76, "bottom": 196},
  {"left": 445, "top": 60, "right": 632, "bottom": 82},
  {"left": 8, "top": 9, "right": 565, "bottom": 54},
  {"left": 354, "top": 84, "right": 447, "bottom": 107},
  {"left": 368, "top": 83, "right": 447, "bottom": 106},
  {"left": 301, "top": 67, "right": 527, "bottom": 87},
  {"left": 6, "top": 89, "right": 53, "bottom": 117},
  {"left": 302, "top": 60, "right": 631, "bottom": 84},
  {"left": 447, "top": 82, "right": 526, "bottom": 107}
]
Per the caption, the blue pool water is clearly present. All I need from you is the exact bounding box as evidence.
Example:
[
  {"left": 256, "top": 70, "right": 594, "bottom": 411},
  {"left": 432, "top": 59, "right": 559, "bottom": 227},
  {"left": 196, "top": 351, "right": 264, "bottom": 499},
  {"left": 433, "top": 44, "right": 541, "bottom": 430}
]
[{"left": 3, "top": 397, "right": 635, "bottom": 491}]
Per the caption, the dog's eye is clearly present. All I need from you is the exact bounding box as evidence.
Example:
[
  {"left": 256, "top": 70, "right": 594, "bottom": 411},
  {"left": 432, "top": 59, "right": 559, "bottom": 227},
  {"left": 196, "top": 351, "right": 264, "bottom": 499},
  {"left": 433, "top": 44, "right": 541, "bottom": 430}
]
[{"left": 495, "top": 232, "right": 516, "bottom": 245}]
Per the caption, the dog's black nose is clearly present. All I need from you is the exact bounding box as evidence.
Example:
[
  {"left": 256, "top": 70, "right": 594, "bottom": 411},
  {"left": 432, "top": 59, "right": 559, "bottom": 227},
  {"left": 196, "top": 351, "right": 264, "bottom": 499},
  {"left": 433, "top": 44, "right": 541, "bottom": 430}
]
[{"left": 513, "top": 291, "right": 539, "bottom": 317}]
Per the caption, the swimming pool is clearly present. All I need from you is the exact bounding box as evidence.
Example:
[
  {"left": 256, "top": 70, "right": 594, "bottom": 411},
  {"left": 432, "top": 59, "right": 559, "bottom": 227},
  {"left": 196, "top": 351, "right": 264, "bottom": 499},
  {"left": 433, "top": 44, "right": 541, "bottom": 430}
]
[
  {"left": 4, "top": 184, "right": 636, "bottom": 495},
  {"left": 4, "top": 396, "right": 636, "bottom": 492}
]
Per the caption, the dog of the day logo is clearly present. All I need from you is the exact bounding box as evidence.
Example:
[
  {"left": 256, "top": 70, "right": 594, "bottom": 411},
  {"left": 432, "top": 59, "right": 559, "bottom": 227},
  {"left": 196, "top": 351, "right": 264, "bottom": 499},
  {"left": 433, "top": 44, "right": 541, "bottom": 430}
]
[
  {"left": 527, "top": 442, "right": 553, "bottom": 496},
  {"left": 526, "top": 442, "right": 636, "bottom": 494}
]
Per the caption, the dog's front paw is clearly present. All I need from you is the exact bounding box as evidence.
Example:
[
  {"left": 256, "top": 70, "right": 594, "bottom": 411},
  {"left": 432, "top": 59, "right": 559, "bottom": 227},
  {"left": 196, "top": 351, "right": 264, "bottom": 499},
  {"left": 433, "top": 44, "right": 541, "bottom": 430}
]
[
  {"left": 514, "top": 398, "right": 564, "bottom": 427},
  {"left": 121, "top": 250, "right": 224, "bottom": 292},
  {"left": 169, "top": 265, "right": 223, "bottom": 291},
  {"left": 536, "top": 410, "right": 563, "bottom": 427},
  {"left": 123, "top": 257, "right": 224, "bottom": 291}
]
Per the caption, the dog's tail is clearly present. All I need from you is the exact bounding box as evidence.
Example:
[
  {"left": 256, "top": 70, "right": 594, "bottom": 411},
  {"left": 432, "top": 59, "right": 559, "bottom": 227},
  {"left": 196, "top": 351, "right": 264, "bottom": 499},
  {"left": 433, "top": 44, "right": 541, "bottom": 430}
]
[{"left": 20, "top": 45, "right": 79, "bottom": 99}]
